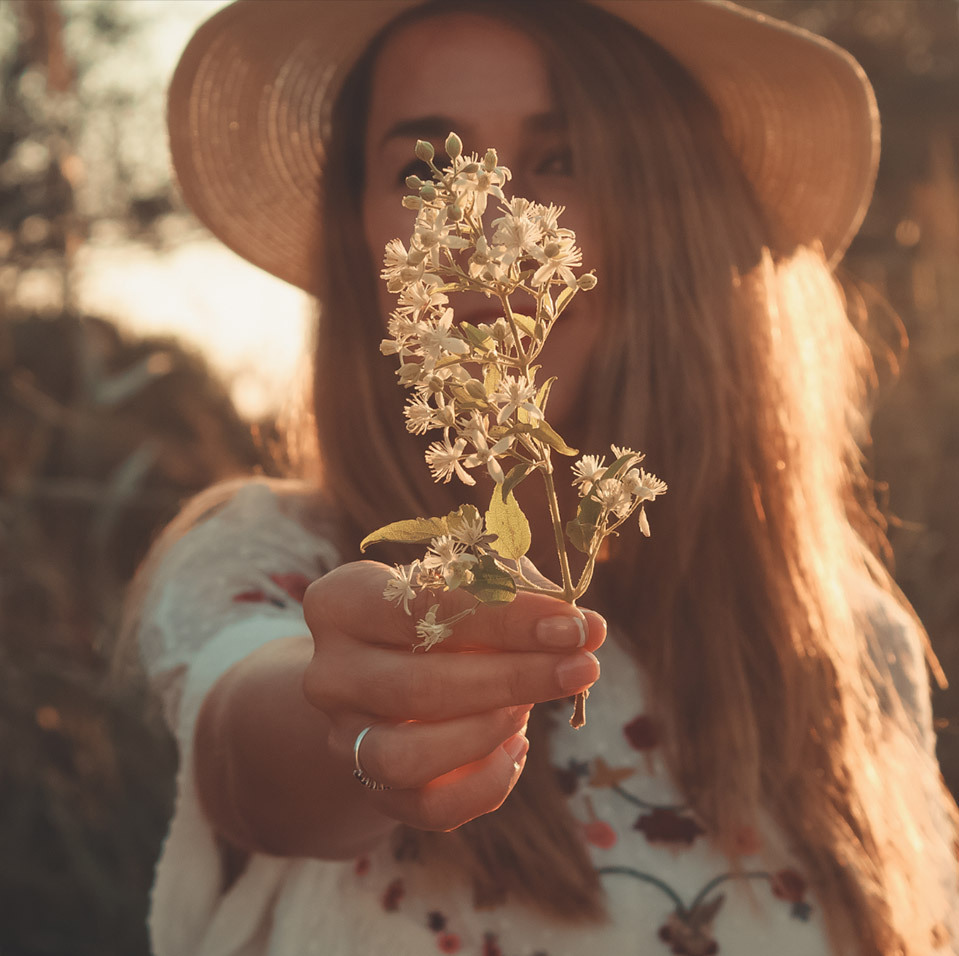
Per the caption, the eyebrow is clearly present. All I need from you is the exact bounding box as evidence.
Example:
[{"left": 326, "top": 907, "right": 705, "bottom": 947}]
[{"left": 378, "top": 111, "right": 567, "bottom": 149}]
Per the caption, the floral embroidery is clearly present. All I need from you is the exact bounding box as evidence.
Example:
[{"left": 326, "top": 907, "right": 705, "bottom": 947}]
[
  {"left": 634, "top": 808, "right": 706, "bottom": 847},
  {"left": 437, "top": 932, "right": 462, "bottom": 953},
  {"left": 658, "top": 895, "right": 724, "bottom": 955},
  {"left": 481, "top": 933, "right": 503, "bottom": 956},
  {"left": 771, "top": 869, "right": 813, "bottom": 920},
  {"left": 231, "top": 589, "right": 284, "bottom": 607},
  {"left": 587, "top": 756, "right": 636, "bottom": 788},
  {"left": 382, "top": 878, "right": 405, "bottom": 911},
  {"left": 231, "top": 571, "right": 311, "bottom": 607},
  {"left": 555, "top": 757, "right": 590, "bottom": 795},
  {"left": 269, "top": 571, "right": 311, "bottom": 602},
  {"left": 581, "top": 795, "right": 617, "bottom": 849},
  {"left": 623, "top": 713, "right": 661, "bottom": 750},
  {"left": 730, "top": 825, "right": 763, "bottom": 856}
]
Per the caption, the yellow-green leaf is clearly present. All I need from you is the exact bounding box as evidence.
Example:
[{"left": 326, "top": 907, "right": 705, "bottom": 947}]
[
  {"left": 502, "top": 463, "right": 533, "bottom": 500},
  {"left": 485, "top": 487, "right": 531, "bottom": 560},
  {"left": 484, "top": 362, "right": 502, "bottom": 393},
  {"left": 553, "top": 284, "right": 577, "bottom": 318},
  {"left": 360, "top": 516, "right": 449, "bottom": 552},
  {"left": 463, "top": 554, "right": 517, "bottom": 604},
  {"left": 530, "top": 421, "right": 578, "bottom": 456}
]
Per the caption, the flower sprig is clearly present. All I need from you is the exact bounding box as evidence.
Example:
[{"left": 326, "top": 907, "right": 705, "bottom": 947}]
[{"left": 361, "top": 133, "right": 666, "bottom": 727}]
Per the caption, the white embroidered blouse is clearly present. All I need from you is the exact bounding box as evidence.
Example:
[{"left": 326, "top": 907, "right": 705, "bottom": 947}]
[{"left": 136, "top": 480, "right": 945, "bottom": 956}]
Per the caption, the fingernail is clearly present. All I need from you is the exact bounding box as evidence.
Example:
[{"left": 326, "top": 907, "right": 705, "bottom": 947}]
[
  {"left": 536, "top": 615, "right": 586, "bottom": 648},
  {"left": 583, "top": 610, "right": 607, "bottom": 638},
  {"left": 503, "top": 733, "right": 529, "bottom": 769},
  {"left": 556, "top": 651, "right": 600, "bottom": 693}
]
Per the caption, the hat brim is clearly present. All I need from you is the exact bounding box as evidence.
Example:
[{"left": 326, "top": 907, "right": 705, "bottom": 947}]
[{"left": 168, "top": 0, "right": 879, "bottom": 295}]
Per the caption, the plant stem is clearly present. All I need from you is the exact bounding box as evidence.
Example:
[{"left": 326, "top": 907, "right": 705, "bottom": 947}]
[{"left": 542, "top": 466, "right": 575, "bottom": 603}]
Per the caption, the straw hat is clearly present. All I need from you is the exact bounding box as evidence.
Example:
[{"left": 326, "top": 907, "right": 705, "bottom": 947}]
[{"left": 168, "top": 0, "right": 879, "bottom": 295}]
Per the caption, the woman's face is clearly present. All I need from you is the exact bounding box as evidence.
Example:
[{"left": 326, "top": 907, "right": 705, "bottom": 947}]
[{"left": 363, "top": 12, "right": 602, "bottom": 430}]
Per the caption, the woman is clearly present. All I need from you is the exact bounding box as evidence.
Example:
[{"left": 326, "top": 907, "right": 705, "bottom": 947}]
[{"left": 129, "top": 2, "right": 959, "bottom": 954}]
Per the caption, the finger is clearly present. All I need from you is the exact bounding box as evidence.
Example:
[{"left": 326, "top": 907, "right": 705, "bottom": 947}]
[
  {"left": 313, "top": 641, "right": 600, "bottom": 720},
  {"left": 305, "top": 561, "right": 607, "bottom": 653},
  {"left": 333, "top": 705, "right": 531, "bottom": 790},
  {"left": 371, "top": 733, "right": 530, "bottom": 831}
]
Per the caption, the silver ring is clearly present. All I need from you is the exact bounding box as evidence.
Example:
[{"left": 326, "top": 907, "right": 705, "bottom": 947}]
[{"left": 352, "top": 724, "right": 391, "bottom": 791}]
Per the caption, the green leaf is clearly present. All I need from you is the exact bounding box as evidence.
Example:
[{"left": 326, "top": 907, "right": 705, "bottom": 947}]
[
  {"left": 565, "top": 495, "right": 603, "bottom": 553},
  {"left": 463, "top": 554, "right": 517, "bottom": 604},
  {"left": 502, "top": 463, "right": 533, "bottom": 501},
  {"left": 485, "top": 487, "right": 531, "bottom": 560},
  {"left": 461, "top": 322, "right": 493, "bottom": 350},
  {"left": 360, "top": 516, "right": 449, "bottom": 552},
  {"left": 530, "top": 421, "right": 579, "bottom": 456},
  {"left": 449, "top": 385, "right": 486, "bottom": 410},
  {"left": 535, "top": 376, "right": 557, "bottom": 414},
  {"left": 511, "top": 312, "right": 538, "bottom": 339},
  {"left": 602, "top": 453, "right": 637, "bottom": 481},
  {"left": 484, "top": 362, "right": 502, "bottom": 394},
  {"left": 553, "top": 284, "right": 577, "bottom": 318}
]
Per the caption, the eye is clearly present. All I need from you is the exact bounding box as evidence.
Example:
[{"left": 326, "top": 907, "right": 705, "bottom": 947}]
[
  {"left": 397, "top": 157, "right": 432, "bottom": 188},
  {"left": 534, "top": 146, "right": 574, "bottom": 177},
  {"left": 395, "top": 155, "right": 449, "bottom": 189}
]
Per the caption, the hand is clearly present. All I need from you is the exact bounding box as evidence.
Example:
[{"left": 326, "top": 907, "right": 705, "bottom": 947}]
[{"left": 302, "top": 560, "right": 606, "bottom": 832}]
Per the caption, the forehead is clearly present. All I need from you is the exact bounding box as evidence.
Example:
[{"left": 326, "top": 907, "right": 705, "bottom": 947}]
[{"left": 366, "top": 12, "right": 555, "bottom": 145}]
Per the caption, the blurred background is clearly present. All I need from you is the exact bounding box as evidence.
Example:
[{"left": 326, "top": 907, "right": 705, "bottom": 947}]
[{"left": 0, "top": 1, "right": 957, "bottom": 953}]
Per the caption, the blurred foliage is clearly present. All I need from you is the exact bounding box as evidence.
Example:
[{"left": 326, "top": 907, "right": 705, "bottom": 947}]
[
  {"left": 0, "top": 309, "right": 275, "bottom": 955},
  {"left": 0, "top": 1, "right": 957, "bottom": 954}
]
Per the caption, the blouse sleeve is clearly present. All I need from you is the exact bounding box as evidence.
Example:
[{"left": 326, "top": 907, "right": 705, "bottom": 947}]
[{"left": 134, "top": 481, "right": 341, "bottom": 956}]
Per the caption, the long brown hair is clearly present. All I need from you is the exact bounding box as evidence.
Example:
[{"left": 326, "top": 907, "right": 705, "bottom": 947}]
[{"left": 309, "top": 1, "right": 959, "bottom": 952}]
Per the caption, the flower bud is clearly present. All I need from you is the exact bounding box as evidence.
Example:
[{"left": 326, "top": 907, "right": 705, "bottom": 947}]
[
  {"left": 445, "top": 132, "right": 463, "bottom": 160},
  {"left": 462, "top": 162, "right": 480, "bottom": 175},
  {"left": 544, "top": 241, "right": 561, "bottom": 258},
  {"left": 407, "top": 247, "right": 427, "bottom": 266},
  {"left": 483, "top": 148, "right": 498, "bottom": 172},
  {"left": 577, "top": 273, "right": 598, "bottom": 291},
  {"left": 447, "top": 203, "right": 464, "bottom": 222},
  {"left": 415, "top": 140, "right": 435, "bottom": 162},
  {"left": 402, "top": 195, "right": 423, "bottom": 210},
  {"left": 405, "top": 175, "right": 424, "bottom": 190},
  {"left": 419, "top": 183, "right": 437, "bottom": 201}
]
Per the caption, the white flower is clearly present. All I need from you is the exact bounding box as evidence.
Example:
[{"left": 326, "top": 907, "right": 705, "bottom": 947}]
[
  {"left": 531, "top": 234, "right": 582, "bottom": 288},
  {"left": 595, "top": 477, "right": 632, "bottom": 518},
  {"left": 468, "top": 234, "right": 507, "bottom": 282},
  {"left": 451, "top": 152, "right": 510, "bottom": 219},
  {"left": 381, "top": 238, "right": 425, "bottom": 288},
  {"left": 462, "top": 414, "right": 513, "bottom": 483},
  {"left": 404, "top": 396, "right": 438, "bottom": 434},
  {"left": 531, "top": 202, "right": 564, "bottom": 235},
  {"left": 413, "top": 206, "right": 470, "bottom": 267},
  {"left": 413, "top": 604, "right": 454, "bottom": 651},
  {"left": 623, "top": 468, "right": 668, "bottom": 502},
  {"left": 383, "top": 562, "right": 420, "bottom": 615},
  {"left": 422, "top": 534, "right": 477, "bottom": 587},
  {"left": 415, "top": 307, "right": 470, "bottom": 361},
  {"left": 397, "top": 280, "right": 448, "bottom": 317},
  {"left": 572, "top": 454, "right": 607, "bottom": 494},
  {"left": 448, "top": 512, "right": 494, "bottom": 549},
  {"left": 610, "top": 444, "right": 644, "bottom": 464},
  {"left": 492, "top": 375, "right": 542, "bottom": 425},
  {"left": 425, "top": 434, "right": 475, "bottom": 485},
  {"left": 491, "top": 198, "right": 544, "bottom": 265}
]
